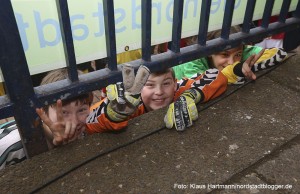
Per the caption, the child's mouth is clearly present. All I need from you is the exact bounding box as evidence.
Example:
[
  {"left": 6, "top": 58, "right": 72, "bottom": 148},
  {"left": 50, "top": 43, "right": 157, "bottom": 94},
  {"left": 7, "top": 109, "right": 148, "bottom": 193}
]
[{"left": 153, "top": 98, "right": 165, "bottom": 102}]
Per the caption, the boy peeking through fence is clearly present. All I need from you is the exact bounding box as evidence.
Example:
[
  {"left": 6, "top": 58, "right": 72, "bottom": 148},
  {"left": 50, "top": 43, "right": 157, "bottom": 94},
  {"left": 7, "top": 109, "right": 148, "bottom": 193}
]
[
  {"left": 85, "top": 42, "right": 287, "bottom": 133},
  {"left": 85, "top": 64, "right": 227, "bottom": 133},
  {"left": 173, "top": 26, "right": 288, "bottom": 84},
  {"left": 0, "top": 62, "right": 227, "bottom": 169},
  {"left": 0, "top": 46, "right": 286, "bottom": 169},
  {"left": 1, "top": 68, "right": 93, "bottom": 169}
]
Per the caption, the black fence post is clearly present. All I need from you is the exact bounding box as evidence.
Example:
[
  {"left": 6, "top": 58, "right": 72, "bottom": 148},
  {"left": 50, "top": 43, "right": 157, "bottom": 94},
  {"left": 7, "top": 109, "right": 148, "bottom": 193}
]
[
  {"left": 170, "top": 0, "right": 184, "bottom": 53},
  {"left": 198, "top": 0, "right": 212, "bottom": 46},
  {"left": 142, "top": 0, "right": 152, "bottom": 62},
  {"left": 56, "top": 0, "right": 79, "bottom": 82},
  {"left": 0, "top": 0, "right": 48, "bottom": 158},
  {"left": 103, "top": 0, "right": 118, "bottom": 71},
  {"left": 221, "top": 0, "right": 235, "bottom": 39}
]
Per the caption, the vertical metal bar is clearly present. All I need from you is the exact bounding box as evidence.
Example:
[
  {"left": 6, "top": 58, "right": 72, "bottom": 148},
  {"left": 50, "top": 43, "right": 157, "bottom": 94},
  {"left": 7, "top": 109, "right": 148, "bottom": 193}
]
[
  {"left": 198, "top": 0, "right": 212, "bottom": 46},
  {"left": 142, "top": 0, "right": 152, "bottom": 62},
  {"left": 294, "top": 0, "right": 300, "bottom": 18},
  {"left": 278, "top": 0, "right": 291, "bottom": 23},
  {"left": 56, "top": 0, "right": 78, "bottom": 82},
  {"left": 221, "top": 0, "right": 235, "bottom": 39},
  {"left": 103, "top": 0, "right": 117, "bottom": 70},
  {"left": 242, "top": 0, "right": 257, "bottom": 33},
  {"left": 0, "top": 0, "right": 48, "bottom": 157},
  {"left": 170, "top": 0, "right": 184, "bottom": 53},
  {"left": 261, "top": 0, "right": 275, "bottom": 28}
]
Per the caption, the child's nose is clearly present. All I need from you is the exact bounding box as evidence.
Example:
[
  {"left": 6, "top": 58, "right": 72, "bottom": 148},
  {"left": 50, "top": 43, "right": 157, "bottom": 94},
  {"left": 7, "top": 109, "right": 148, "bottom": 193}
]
[
  {"left": 228, "top": 57, "right": 235, "bottom": 65},
  {"left": 69, "top": 114, "right": 80, "bottom": 125},
  {"left": 228, "top": 58, "right": 234, "bottom": 65},
  {"left": 154, "top": 86, "right": 164, "bottom": 95}
]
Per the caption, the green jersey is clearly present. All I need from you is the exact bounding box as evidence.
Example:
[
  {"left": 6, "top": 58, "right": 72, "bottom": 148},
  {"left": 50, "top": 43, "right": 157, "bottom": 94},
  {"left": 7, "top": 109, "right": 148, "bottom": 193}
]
[{"left": 173, "top": 45, "right": 262, "bottom": 80}]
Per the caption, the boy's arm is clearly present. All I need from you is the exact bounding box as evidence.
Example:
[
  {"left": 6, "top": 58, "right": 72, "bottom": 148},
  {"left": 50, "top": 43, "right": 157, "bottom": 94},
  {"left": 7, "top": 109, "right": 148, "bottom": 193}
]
[
  {"left": 36, "top": 104, "right": 64, "bottom": 149},
  {"left": 223, "top": 48, "right": 288, "bottom": 84},
  {"left": 41, "top": 123, "right": 56, "bottom": 149},
  {"left": 175, "top": 68, "right": 228, "bottom": 102},
  {"left": 165, "top": 68, "right": 228, "bottom": 131},
  {"left": 252, "top": 48, "right": 287, "bottom": 71},
  {"left": 105, "top": 64, "right": 149, "bottom": 121},
  {"left": 173, "top": 58, "right": 209, "bottom": 80},
  {"left": 86, "top": 99, "right": 129, "bottom": 133},
  {"left": 86, "top": 64, "right": 150, "bottom": 134},
  {"left": 85, "top": 98, "right": 146, "bottom": 134},
  {"left": 0, "top": 120, "right": 26, "bottom": 170}
]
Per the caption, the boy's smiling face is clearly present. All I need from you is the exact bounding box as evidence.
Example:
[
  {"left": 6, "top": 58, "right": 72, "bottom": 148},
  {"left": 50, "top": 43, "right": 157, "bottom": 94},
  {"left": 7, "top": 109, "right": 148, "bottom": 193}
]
[
  {"left": 141, "top": 71, "right": 177, "bottom": 112},
  {"left": 211, "top": 45, "right": 243, "bottom": 70},
  {"left": 48, "top": 101, "right": 90, "bottom": 134}
]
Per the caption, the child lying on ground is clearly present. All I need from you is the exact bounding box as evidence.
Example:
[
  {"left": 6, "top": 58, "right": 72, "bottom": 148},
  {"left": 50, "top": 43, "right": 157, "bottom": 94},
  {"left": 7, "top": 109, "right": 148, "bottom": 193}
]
[
  {"left": 85, "top": 53, "right": 264, "bottom": 134},
  {"left": 0, "top": 64, "right": 227, "bottom": 170},
  {"left": 86, "top": 65, "right": 228, "bottom": 133},
  {"left": 0, "top": 52, "right": 265, "bottom": 170},
  {"left": 0, "top": 68, "right": 93, "bottom": 170},
  {"left": 173, "top": 26, "right": 288, "bottom": 83}
]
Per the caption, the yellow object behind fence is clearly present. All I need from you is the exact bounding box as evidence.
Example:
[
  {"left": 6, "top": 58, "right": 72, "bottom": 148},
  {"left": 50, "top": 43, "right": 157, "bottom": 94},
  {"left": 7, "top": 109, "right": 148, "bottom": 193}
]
[{"left": 0, "top": 83, "right": 5, "bottom": 96}]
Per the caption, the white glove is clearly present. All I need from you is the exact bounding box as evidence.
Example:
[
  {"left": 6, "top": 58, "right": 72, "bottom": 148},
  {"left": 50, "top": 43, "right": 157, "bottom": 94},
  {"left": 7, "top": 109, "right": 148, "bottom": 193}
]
[{"left": 106, "top": 64, "right": 150, "bottom": 121}]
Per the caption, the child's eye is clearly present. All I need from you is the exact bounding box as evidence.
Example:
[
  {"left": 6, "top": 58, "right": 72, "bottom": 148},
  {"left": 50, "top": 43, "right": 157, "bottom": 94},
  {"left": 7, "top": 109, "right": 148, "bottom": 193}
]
[
  {"left": 221, "top": 53, "right": 229, "bottom": 57},
  {"left": 163, "top": 82, "right": 171, "bottom": 86},
  {"left": 62, "top": 111, "right": 69, "bottom": 115},
  {"left": 235, "top": 53, "right": 242, "bottom": 57},
  {"left": 79, "top": 108, "right": 88, "bottom": 113},
  {"left": 145, "top": 83, "right": 154, "bottom": 87}
]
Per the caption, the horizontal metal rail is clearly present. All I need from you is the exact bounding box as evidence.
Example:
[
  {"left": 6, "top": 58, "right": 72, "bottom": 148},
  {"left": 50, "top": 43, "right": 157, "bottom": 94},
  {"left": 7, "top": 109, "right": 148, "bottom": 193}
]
[{"left": 1, "top": 17, "right": 300, "bottom": 119}]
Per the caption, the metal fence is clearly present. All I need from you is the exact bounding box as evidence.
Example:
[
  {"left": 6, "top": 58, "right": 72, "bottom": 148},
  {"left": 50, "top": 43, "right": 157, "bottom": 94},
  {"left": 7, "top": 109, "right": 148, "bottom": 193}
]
[{"left": 0, "top": 0, "right": 300, "bottom": 158}]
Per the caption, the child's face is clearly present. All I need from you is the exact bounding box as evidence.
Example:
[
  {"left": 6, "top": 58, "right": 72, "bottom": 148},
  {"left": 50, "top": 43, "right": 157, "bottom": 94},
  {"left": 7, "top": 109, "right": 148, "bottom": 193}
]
[
  {"left": 211, "top": 45, "right": 243, "bottom": 70},
  {"left": 141, "top": 71, "right": 177, "bottom": 111},
  {"left": 48, "top": 101, "right": 90, "bottom": 133}
]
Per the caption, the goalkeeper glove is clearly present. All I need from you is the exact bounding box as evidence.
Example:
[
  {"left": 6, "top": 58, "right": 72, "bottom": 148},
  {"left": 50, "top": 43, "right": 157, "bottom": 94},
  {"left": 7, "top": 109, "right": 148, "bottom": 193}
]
[
  {"left": 106, "top": 64, "right": 150, "bottom": 121},
  {"left": 164, "top": 88, "right": 202, "bottom": 131}
]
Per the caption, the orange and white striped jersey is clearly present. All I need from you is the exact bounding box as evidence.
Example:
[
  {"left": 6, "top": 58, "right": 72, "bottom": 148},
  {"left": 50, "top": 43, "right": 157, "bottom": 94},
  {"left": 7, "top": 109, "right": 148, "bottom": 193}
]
[{"left": 86, "top": 69, "right": 227, "bottom": 134}]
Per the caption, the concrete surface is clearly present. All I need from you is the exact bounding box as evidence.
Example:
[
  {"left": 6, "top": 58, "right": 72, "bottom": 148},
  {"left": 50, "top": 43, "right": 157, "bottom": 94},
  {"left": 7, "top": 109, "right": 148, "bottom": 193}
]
[{"left": 0, "top": 54, "right": 300, "bottom": 194}]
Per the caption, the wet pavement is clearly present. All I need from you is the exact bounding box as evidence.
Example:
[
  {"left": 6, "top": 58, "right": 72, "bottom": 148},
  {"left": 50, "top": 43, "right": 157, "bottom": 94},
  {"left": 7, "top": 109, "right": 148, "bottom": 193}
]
[{"left": 1, "top": 54, "right": 300, "bottom": 194}]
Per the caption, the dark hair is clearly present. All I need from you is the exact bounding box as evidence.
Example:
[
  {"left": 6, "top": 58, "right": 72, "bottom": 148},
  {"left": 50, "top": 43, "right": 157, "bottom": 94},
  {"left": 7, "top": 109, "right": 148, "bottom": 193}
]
[
  {"left": 151, "top": 68, "right": 176, "bottom": 80},
  {"left": 40, "top": 68, "right": 93, "bottom": 114},
  {"left": 207, "top": 25, "right": 243, "bottom": 68}
]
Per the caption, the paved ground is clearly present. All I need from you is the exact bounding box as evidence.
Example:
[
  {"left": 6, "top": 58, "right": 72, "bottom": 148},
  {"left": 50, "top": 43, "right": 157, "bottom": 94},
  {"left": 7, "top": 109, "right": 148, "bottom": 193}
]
[{"left": 1, "top": 53, "right": 300, "bottom": 194}]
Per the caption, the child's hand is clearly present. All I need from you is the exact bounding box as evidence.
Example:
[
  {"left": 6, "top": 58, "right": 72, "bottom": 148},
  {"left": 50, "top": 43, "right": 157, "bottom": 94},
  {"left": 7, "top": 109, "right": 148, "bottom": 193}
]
[
  {"left": 242, "top": 49, "right": 265, "bottom": 80},
  {"left": 36, "top": 100, "right": 80, "bottom": 147},
  {"left": 106, "top": 64, "right": 150, "bottom": 121},
  {"left": 164, "top": 89, "right": 201, "bottom": 131}
]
